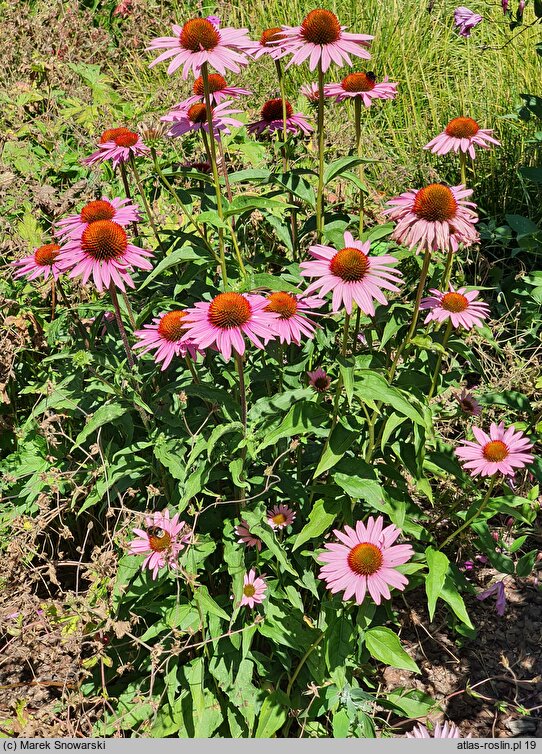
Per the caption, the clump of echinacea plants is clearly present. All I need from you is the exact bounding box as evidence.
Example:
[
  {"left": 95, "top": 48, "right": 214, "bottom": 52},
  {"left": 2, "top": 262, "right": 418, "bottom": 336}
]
[{"left": 7, "top": 4, "right": 540, "bottom": 740}]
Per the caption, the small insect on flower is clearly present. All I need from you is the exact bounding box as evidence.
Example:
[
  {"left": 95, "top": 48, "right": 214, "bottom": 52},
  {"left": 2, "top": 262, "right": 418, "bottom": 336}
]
[
  {"left": 455, "top": 421, "right": 534, "bottom": 478},
  {"left": 12, "top": 243, "right": 62, "bottom": 282},
  {"left": 275, "top": 9, "right": 373, "bottom": 72},
  {"left": 240, "top": 569, "right": 267, "bottom": 608},
  {"left": 128, "top": 509, "right": 191, "bottom": 580},
  {"left": 425, "top": 117, "right": 500, "bottom": 159}
]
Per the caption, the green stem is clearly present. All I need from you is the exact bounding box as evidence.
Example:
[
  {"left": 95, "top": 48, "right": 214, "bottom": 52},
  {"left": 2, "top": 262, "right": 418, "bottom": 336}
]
[
  {"left": 201, "top": 63, "right": 228, "bottom": 289},
  {"left": 438, "top": 477, "right": 497, "bottom": 552},
  {"left": 56, "top": 278, "right": 90, "bottom": 347},
  {"left": 316, "top": 62, "right": 325, "bottom": 242},
  {"left": 228, "top": 220, "right": 247, "bottom": 277},
  {"left": 121, "top": 290, "right": 137, "bottom": 330},
  {"left": 119, "top": 163, "right": 139, "bottom": 237},
  {"left": 217, "top": 138, "right": 233, "bottom": 203},
  {"left": 352, "top": 305, "right": 362, "bottom": 355},
  {"left": 460, "top": 150, "right": 467, "bottom": 187},
  {"left": 275, "top": 59, "right": 289, "bottom": 172},
  {"left": 441, "top": 248, "right": 454, "bottom": 291},
  {"left": 128, "top": 154, "right": 165, "bottom": 253},
  {"left": 150, "top": 147, "right": 219, "bottom": 261},
  {"left": 354, "top": 98, "right": 365, "bottom": 236},
  {"left": 109, "top": 284, "right": 135, "bottom": 370},
  {"left": 235, "top": 352, "right": 247, "bottom": 507},
  {"left": 428, "top": 320, "right": 453, "bottom": 399},
  {"left": 388, "top": 247, "right": 432, "bottom": 382},
  {"left": 286, "top": 633, "right": 324, "bottom": 698}
]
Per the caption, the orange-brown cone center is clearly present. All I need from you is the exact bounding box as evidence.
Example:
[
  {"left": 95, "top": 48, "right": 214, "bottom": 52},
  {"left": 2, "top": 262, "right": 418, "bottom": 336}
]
[
  {"left": 301, "top": 9, "right": 341, "bottom": 44},
  {"left": 34, "top": 243, "right": 60, "bottom": 266},
  {"left": 193, "top": 73, "right": 227, "bottom": 96},
  {"left": 347, "top": 542, "right": 383, "bottom": 576},
  {"left": 100, "top": 127, "right": 130, "bottom": 144},
  {"left": 157, "top": 310, "right": 188, "bottom": 342},
  {"left": 445, "top": 117, "right": 480, "bottom": 138},
  {"left": 260, "top": 27, "right": 285, "bottom": 46},
  {"left": 342, "top": 72, "right": 376, "bottom": 92},
  {"left": 272, "top": 513, "right": 287, "bottom": 525},
  {"left": 330, "top": 247, "right": 370, "bottom": 282},
  {"left": 482, "top": 440, "right": 508, "bottom": 463},
  {"left": 208, "top": 292, "right": 251, "bottom": 329},
  {"left": 180, "top": 18, "right": 220, "bottom": 52},
  {"left": 413, "top": 184, "right": 458, "bottom": 222},
  {"left": 81, "top": 220, "right": 128, "bottom": 262},
  {"left": 148, "top": 528, "right": 172, "bottom": 552},
  {"left": 188, "top": 103, "right": 209, "bottom": 124},
  {"left": 80, "top": 200, "right": 116, "bottom": 224},
  {"left": 114, "top": 130, "right": 139, "bottom": 147},
  {"left": 265, "top": 292, "right": 298, "bottom": 319},
  {"left": 261, "top": 98, "right": 293, "bottom": 122},
  {"left": 441, "top": 291, "right": 468, "bottom": 313},
  {"left": 243, "top": 584, "right": 256, "bottom": 597}
]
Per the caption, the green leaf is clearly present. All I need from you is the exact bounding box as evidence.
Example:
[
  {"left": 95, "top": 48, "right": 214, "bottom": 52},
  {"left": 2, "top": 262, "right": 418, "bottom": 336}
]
[
  {"left": 332, "top": 708, "right": 350, "bottom": 738},
  {"left": 384, "top": 688, "right": 436, "bottom": 718},
  {"left": 440, "top": 576, "right": 474, "bottom": 629},
  {"left": 505, "top": 214, "right": 539, "bottom": 237},
  {"left": 206, "top": 422, "right": 244, "bottom": 459},
  {"left": 194, "top": 586, "right": 230, "bottom": 621},
  {"left": 255, "top": 401, "right": 327, "bottom": 452},
  {"left": 520, "top": 166, "right": 542, "bottom": 184},
  {"left": 354, "top": 372, "right": 426, "bottom": 426},
  {"left": 254, "top": 691, "right": 289, "bottom": 738},
  {"left": 139, "top": 245, "right": 208, "bottom": 289},
  {"left": 333, "top": 472, "right": 384, "bottom": 508},
  {"left": 223, "top": 194, "right": 291, "bottom": 219},
  {"left": 323, "top": 156, "right": 374, "bottom": 184},
  {"left": 313, "top": 424, "right": 357, "bottom": 479},
  {"left": 425, "top": 548, "right": 449, "bottom": 622},
  {"left": 410, "top": 335, "right": 446, "bottom": 354},
  {"left": 292, "top": 498, "right": 341, "bottom": 551},
  {"left": 73, "top": 403, "right": 127, "bottom": 448},
  {"left": 271, "top": 170, "right": 316, "bottom": 207},
  {"left": 516, "top": 549, "right": 538, "bottom": 578},
  {"left": 240, "top": 272, "right": 300, "bottom": 294},
  {"left": 365, "top": 627, "right": 420, "bottom": 673}
]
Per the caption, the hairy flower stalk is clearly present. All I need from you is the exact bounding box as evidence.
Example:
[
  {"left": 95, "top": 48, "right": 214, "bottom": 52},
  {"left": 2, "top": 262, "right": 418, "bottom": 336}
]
[
  {"left": 316, "top": 61, "right": 326, "bottom": 242},
  {"left": 439, "top": 476, "right": 497, "bottom": 551},
  {"left": 201, "top": 63, "right": 229, "bottom": 288},
  {"left": 235, "top": 351, "right": 248, "bottom": 506},
  {"left": 354, "top": 97, "right": 366, "bottom": 235},
  {"left": 109, "top": 284, "right": 136, "bottom": 370},
  {"left": 428, "top": 320, "right": 453, "bottom": 399}
]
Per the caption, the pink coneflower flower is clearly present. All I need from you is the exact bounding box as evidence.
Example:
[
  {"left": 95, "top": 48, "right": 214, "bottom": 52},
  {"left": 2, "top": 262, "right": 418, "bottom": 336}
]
[
  {"left": 384, "top": 183, "right": 479, "bottom": 255},
  {"left": 307, "top": 368, "right": 331, "bottom": 392},
  {"left": 455, "top": 421, "right": 534, "bottom": 478},
  {"left": 181, "top": 292, "right": 278, "bottom": 361},
  {"left": 454, "top": 6, "right": 483, "bottom": 37},
  {"left": 128, "top": 509, "right": 191, "bottom": 580},
  {"left": 12, "top": 243, "right": 62, "bottom": 282},
  {"left": 456, "top": 388, "right": 482, "bottom": 416},
  {"left": 55, "top": 197, "right": 141, "bottom": 241},
  {"left": 425, "top": 117, "right": 500, "bottom": 159},
  {"left": 406, "top": 722, "right": 464, "bottom": 738},
  {"left": 276, "top": 9, "right": 373, "bottom": 73},
  {"left": 206, "top": 15, "right": 220, "bottom": 30},
  {"left": 252, "top": 27, "right": 289, "bottom": 60},
  {"left": 183, "top": 73, "right": 252, "bottom": 106},
  {"left": 235, "top": 519, "right": 262, "bottom": 551},
  {"left": 318, "top": 516, "right": 413, "bottom": 605},
  {"left": 56, "top": 220, "right": 153, "bottom": 292},
  {"left": 421, "top": 286, "right": 489, "bottom": 330},
  {"left": 267, "top": 504, "right": 296, "bottom": 530},
  {"left": 477, "top": 580, "right": 506, "bottom": 616},
  {"left": 502, "top": 0, "right": 509, "bottom": 12},
  {"left": 148, "top": 18, "right": 253, "bottom": 79},
  {"left": 240, "top": 569, "right": 267, "bottom": 608},
  {"left": 162, "top": 100, "right": 243, "bottom": 139},
  {"left": 133, "top": 310, "right": 201, "bottom": 370},
  {"left": 301, "top": 83, "right": 320, "bottom": 103},
  {"left": 264, "top": 292, "right": 324, "bottom": 345},
  {"left": 247, "top": 98, "right": 313, "bottom": 137},
  {"left": 83, "top": 127, "right": 149, "bottom": 168},
  {"left": 324, "top": 72, "right": 398, "bottom": 106},
  {"left": 300, "top": 231, "right": 402, "bottom": 315}
]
